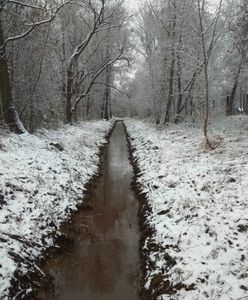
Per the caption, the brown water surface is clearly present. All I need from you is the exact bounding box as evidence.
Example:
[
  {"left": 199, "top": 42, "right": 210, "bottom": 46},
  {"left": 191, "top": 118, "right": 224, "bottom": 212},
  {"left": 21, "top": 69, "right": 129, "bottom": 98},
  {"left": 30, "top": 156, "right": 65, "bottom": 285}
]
[{"left": 37, "top": 122, "right": 140, "bottom": 300}]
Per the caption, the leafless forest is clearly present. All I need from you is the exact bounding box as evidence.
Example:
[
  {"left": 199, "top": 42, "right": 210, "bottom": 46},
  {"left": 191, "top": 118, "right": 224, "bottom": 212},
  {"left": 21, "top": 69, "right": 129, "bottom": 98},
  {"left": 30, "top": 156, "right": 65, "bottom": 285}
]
[
  {"left": 0, "top": 0, "right": 247, "bottom": 138},
  {"left": 0, "top": 1, "right": 248, "bottom": 299}
]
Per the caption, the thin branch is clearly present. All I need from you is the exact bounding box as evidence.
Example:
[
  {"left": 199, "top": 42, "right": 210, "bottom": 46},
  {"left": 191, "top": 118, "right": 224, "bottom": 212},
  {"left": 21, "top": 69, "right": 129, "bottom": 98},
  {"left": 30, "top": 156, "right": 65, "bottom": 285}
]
[
  {"left": 7, "top": 0, "right": 46, "bottom": 10},
  {"left": 206, "top": 0, "right": 223, "bottom": 61},
  {"left": 148, "top": 0, "right": 170, "bottom": 35},
  {"left": 71, "top": 54, "right": 125, "bottom": 112},
  {"left": 168, "top": 0, "right": 201, "bottom": 36},
  {"left": 93, "top": 81, "right": 130, "bottom": 98},
  {"left": 1, "top": 1, "right": 72, "bottom": 48},
  {"left": 69, "top": 0, "right": 106, "bottom": 62},
  {"left": 72, "top": 71, "right": 95, "bottom": 94}
]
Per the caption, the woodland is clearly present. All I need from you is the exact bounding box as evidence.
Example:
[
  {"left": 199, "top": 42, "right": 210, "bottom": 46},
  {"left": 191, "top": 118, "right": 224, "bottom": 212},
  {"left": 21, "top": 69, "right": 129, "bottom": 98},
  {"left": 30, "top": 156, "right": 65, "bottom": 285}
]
[
  {"left": 0, "top": 1, "right": 248, "bottom": 299},
  {"left": 0, "top": 0, "right": 247, "bottom": 139}
]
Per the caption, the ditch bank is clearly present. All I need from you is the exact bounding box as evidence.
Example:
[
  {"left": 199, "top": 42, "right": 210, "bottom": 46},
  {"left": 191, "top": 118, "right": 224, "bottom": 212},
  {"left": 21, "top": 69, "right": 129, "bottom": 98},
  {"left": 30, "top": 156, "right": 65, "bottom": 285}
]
[
  {"left": 33, "top": 121, "right": 140, "bottom": 300},
  {"left": 124, "top": 122, "right": 194, "bottom": 300},
  {"left": 124, "top": 123, "right": 157, "bottom": 300},
  {"left": 5, "top": 121, "right": 114, "bottom": 300}
]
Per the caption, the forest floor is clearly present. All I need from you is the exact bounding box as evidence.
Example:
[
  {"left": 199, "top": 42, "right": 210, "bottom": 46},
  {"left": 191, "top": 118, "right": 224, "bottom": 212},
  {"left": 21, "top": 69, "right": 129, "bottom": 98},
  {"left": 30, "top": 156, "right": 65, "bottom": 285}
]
[
  {"left": 1, "top": 116, "right": 248, "bottom": 300},
  {"left": 126, "top": 116, "right": 248, "bottom": 300},
  {"left": 34, "top": 121, "right": 140, "bottom": 300},
  {"left": 0, "top": 120, "right": 112, "bottom": 299}
]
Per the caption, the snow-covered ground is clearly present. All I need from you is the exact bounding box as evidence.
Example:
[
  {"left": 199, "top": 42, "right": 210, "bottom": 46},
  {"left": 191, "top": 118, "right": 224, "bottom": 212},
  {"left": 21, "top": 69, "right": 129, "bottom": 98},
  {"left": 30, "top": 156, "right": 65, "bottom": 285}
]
[
  {"left": 125, "top": 116, "right": 248, "bottom": 300},
  {"left": 0, "top": 120, "right": 112, "bottom": 299}
]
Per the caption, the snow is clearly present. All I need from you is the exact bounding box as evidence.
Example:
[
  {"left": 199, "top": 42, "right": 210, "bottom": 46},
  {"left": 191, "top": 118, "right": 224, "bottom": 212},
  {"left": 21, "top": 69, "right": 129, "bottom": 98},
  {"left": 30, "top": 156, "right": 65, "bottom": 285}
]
[
  {"left": 0, "top": 120, "right": 112, "bottom": 299},
  {"left": 125, "top": 116, "right": 248, "bottom": 300}
]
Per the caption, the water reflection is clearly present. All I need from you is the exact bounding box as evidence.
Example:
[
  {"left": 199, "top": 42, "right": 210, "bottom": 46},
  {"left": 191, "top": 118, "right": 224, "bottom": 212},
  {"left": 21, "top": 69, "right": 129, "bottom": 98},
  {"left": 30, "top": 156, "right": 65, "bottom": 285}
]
[{"left": 37, "top": 122, "right": 139, "bottom": 300}]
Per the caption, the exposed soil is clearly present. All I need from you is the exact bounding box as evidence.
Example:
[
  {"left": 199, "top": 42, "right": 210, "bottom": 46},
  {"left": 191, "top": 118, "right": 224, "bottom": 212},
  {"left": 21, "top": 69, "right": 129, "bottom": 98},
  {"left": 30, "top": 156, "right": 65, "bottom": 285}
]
[
  {"left": 34, "top": 122, "right": 140, "bottom": 300},
  {"left": 124, "top": 124, "right": 155, "bottom": 300},
  {"left": 6, "top": 123, "right": 114, "bottom": 300},
  {"left": 125, "top": 124, "right": 195, "bottom": 300}
]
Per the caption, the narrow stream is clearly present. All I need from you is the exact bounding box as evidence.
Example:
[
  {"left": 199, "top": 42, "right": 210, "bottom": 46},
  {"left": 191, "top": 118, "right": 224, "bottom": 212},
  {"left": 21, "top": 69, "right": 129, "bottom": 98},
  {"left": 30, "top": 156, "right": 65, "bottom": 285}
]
[{"left": 36, "top": 122, "right": 140, "bottom": 300}]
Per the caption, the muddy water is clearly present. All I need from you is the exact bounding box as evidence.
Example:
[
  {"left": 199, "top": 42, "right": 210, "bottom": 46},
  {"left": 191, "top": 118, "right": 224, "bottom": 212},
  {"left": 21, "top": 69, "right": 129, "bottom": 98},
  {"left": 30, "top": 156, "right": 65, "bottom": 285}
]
[{"left": 37, "top": 122, "right": 140, "bottom": 300}]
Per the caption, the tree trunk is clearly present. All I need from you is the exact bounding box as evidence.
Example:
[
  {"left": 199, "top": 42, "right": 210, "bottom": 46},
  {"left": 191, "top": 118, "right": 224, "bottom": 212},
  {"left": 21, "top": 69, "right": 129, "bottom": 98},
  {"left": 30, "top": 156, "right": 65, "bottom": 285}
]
[
  {"left": 176, "top": 54, "right": 182, "bottom": 115},
  {"left": 65, "top": 64, "right": 73, "bottom": 123},
  {"left": 129, "top": 96, "right": 132, "bottom": 118},
  {"left": 227, "top": 82, "right": 238, "bottom": 115},
  {"left": 102, "top": 24, "right": 112, "bottom": 120},
  {"left": 0, "top": 93, "right": 3, "bottom": 125},
  {"left": 29, "top": 81, "right": 34, "bottom": 132},
  {"left": 176, "top": 20, "right": 183, "bottom": 116},
  {"left": 245, "top": 94, "right": 248, "bottom": 115},
  {"left": 0, "top": 18, "right": 25, "bottom": 133},
  {"left": 103, "top": 65, "right": 112, "bottom": 120},
  {"left": 148, "top": 62, "right": 158, "bottom": 123},
  {"left": 101, "top": 98, "right": 105, "bottom": 119},
  {"left": 190, "top": 79, "right": 197, "bottom": 122},
  {"left": 198, "top": 0, "right": 211, "bottom": 148},
  {"left": 164, "top": 54, "right": 175, "bottom": 123},
  {"left": 202, "top": 60, "right": 210, "bottom": 147},
  {"left": 227, "top": 64, "right": 242, "bottom": 116},
  {"left": 86, "top": 95, "right": 91, "bottom": 118},
  {"left": 104, "top": 95, "right": 109, "bottom": 120},
  {"left": 61, "top": 15, "right": 66, "bottom": 99},
  {"left": 158, "top": 57, "right": 167, "bottom": 124},
  {"left": 163, "top": 0, "right": 176, "bottom": 124},
  {"left": 226, "top": 96, "right": 230, "bottom": 115},
  {"left": 109, "top": 93, "right": 112, "bottom": 119}
]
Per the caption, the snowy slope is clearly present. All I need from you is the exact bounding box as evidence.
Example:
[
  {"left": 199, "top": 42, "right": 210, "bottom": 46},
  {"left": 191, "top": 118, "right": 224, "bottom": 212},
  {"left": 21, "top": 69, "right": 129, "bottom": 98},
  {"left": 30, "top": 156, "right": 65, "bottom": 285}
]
[
  {"left": 0, "top": 120, "right": 112, "bottom": 299},
  {"left": 125, "top": 117, "right": 248, "bottom": 300}
]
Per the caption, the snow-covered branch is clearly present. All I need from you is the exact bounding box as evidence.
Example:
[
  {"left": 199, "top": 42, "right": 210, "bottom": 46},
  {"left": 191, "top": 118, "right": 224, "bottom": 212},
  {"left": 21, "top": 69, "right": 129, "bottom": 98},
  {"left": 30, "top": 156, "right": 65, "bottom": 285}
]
[
  {"left": 71, "top": 54, "right": 125, "bottom": 113},
  {"left": 1, "top": 0, "right": 72, "bottom": 48}
]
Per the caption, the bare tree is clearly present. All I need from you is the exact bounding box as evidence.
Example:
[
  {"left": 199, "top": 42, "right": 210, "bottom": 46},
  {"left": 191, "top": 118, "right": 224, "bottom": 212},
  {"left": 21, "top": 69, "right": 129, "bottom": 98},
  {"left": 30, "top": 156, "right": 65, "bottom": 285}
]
[
  {"left": 64, "top": 0, "right": 127, "bottom": 123},
  {"left": 163, "top": 0, "right": 177, "bottom": 124},
  {"left": 227, "top": 0, "right": 248, "bottom": 115},
  {"left": 0, "top": 16, "right": 25, "bottom": 133},
  {"left": 0, "top": 0, "right": 71, "bottom": 132}
]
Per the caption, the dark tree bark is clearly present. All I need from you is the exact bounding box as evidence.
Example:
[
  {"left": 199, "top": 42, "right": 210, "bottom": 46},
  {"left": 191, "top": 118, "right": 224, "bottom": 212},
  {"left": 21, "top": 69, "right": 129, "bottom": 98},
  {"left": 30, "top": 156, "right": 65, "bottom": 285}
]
[
  {"left": 197, "top": 0, "right": 212, "bottom": 148},
  {"left": 64, "top": 0, "right": 106, "bottom": 124},
  {"left": 0, "top": 18, "right": 25, "bottom": 133},
  {"left": 65, "top": 63, "right": 74, "bottom": 123},
  {"left": 86, "top": 96, "right": 91, "bottom": 118},
  {"left": 245, "top": 94, "right": 248, "bottom": 115},
  {"left": 163, "top": 0, "right": 176, "bottom": 124},
  {"left": 227, "top": 63, "right": 242, "bottom": 116},
  {"left": 102, "top": 64, "right": 112, "bottom": 120},
  {"left": 176, "top": 54, "right": 182, "bottom": 115},
  {"left": 102, "top": 23, "right": 112, "bottom": 121},
  {"left": 164, "top": 54, "right": 175, "bottom": 123}
]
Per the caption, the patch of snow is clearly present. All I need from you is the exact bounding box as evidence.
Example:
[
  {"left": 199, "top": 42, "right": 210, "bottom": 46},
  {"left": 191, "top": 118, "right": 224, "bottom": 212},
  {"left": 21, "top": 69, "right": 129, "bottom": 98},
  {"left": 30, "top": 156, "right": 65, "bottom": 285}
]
[
  {"left": 0, "top": 120, "right": 112, "bottom": 299},
  {"left": 125, "top": 116, "right": 248, "bottom": 300}
]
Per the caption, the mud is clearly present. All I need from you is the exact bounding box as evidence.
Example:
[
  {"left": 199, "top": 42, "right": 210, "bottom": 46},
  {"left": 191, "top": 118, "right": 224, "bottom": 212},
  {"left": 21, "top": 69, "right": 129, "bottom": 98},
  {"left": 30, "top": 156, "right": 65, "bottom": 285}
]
[
  {"left": 125, "top": 124, "right": 195, "bottom": 300},
  {"left": 124, "top": 125, "right": 155, "bottom": 300},
  {"left": 35, "top": 122, "right": 140, "bottom": 300}
]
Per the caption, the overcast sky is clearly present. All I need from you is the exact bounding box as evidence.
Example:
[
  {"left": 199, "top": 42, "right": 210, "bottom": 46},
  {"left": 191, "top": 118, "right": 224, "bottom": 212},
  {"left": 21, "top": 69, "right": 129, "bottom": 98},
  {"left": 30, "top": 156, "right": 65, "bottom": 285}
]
[
  {"left": 126, "top": 0, "right": 141, "bottom": 10},
  {"left": 125, "top": 0, "right": 220, "bottom": 11}
]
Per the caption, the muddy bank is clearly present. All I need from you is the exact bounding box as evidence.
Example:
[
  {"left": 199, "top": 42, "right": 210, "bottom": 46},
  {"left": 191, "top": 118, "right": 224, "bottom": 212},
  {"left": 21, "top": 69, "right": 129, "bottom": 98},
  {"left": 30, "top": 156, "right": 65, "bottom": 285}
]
[
  {"left": 7, "top": 122, "right": 114, "bottom": 300},
  {"left": 0, "top": 121, "right": 113, "bottom": 299},
  {"left": 124, "top": 124, "right": 156, "bottom": 300},
  {"left": 125, "top": 124, "right": 193, "bottom": 299},
  {"left": 34, "top": 122, "right": 140, "bottom": 300}
]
